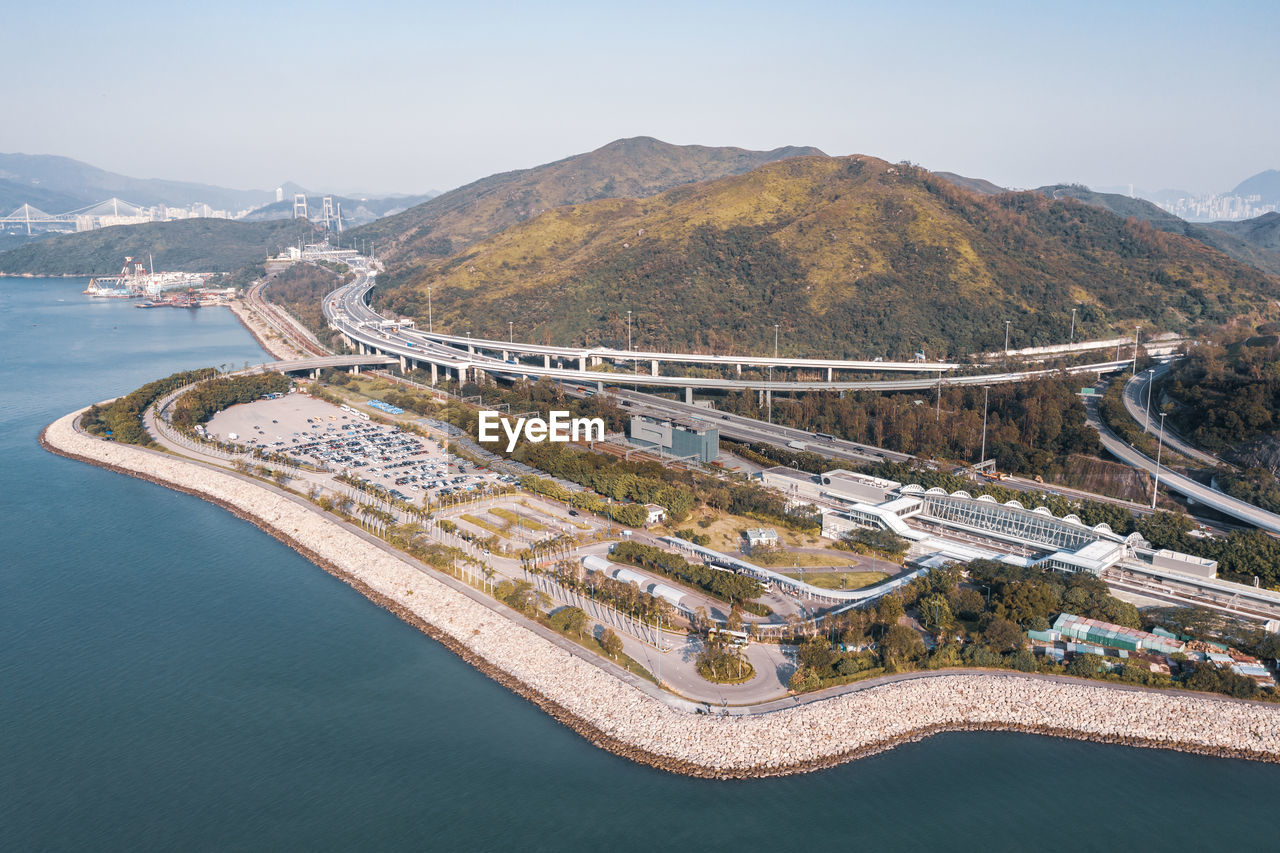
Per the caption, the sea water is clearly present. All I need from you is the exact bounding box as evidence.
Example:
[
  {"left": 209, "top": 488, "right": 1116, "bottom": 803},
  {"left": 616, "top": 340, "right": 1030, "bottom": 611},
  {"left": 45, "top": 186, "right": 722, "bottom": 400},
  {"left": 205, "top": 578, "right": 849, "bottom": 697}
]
[{"left": 2, "top": 278, "right": 1277, "bottom": 850}]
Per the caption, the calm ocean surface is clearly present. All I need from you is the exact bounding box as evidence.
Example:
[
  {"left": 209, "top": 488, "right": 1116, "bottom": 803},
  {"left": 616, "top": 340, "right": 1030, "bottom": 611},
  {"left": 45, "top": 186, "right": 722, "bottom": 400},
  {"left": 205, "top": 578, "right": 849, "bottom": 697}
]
[{"left": 2, "top": 277, "right": 1277, "bottom": 851}]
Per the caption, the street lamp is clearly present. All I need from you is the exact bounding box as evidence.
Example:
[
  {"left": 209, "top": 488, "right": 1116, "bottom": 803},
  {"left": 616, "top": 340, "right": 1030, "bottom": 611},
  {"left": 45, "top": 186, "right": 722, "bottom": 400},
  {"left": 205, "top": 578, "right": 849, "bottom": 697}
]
[
  {"left": 1070, "top": 308, "right": 1077, "bottom": 345},
  {"left": 427, "top": 285, "right": 433, "bottom": 333},
  {"left": 509, "top": 321, "right": 514, "bottom": 344},
  {"left": 1152, "top": 412, "right": 1167, "bottom": 510},
  {"left": 980, "top": 385, "right": 989, "bottom": 464},
  {"left": 626, "top": 310, "right": 632, "bottom": 352},
  {"left": 1145, "top": 368, "right": 1155, "bottom": 433},
  {"left": 1004, "top": 320, "right": 1011, "bottom": 354},
  {"left": 768, "top": 323, "right": 779, "bottom": 424}
]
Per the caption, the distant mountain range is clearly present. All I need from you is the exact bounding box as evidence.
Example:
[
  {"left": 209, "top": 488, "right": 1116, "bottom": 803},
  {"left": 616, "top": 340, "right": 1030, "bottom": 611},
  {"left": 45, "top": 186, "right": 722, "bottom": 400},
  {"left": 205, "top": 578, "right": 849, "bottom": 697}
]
[
  {"left": 1088, "top": 169, "right": 1280, "bottom": 223},
  {"left": 0, "top": 153, "right": 275, "bottom": 213},
  {"left": 1232, "top": 170, "right": 1280, "bottom": 205},
  {"left": 932, "top": 175, "right": 1280, "bottom": 277},
  {"left": 0, "top": 152, "right": 439, "bottom": 232}
]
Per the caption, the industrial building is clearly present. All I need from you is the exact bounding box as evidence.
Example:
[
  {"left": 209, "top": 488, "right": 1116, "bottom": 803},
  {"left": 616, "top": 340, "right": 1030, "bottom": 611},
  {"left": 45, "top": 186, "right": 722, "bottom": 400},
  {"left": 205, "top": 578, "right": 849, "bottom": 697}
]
[
  {"left": 1051, "top": 613, "right": 1186, "bottom": 655},
  {"left": 628, "top": 414, "right": 719, "bottom": 462}
]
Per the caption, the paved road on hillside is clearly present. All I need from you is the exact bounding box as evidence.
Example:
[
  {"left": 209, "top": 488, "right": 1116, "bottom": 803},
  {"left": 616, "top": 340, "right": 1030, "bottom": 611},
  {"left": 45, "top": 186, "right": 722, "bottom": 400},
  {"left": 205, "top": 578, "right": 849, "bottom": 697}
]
[{"left": 1085, "top": 398, "right": 1280, "bottom": 535}]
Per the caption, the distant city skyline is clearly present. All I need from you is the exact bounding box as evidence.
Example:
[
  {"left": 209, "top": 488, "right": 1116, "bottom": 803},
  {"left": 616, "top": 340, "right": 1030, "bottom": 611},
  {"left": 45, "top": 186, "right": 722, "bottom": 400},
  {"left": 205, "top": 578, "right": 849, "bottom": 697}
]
[{"left": 2, "top": 0, "right": 1276, "bottom": 198}]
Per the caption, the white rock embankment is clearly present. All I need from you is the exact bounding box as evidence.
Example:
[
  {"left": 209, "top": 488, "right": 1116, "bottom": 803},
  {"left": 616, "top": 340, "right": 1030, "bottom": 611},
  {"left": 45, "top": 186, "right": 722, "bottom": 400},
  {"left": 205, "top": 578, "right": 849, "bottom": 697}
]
[{"left": 40, "top": 409, "right": 1280, "bottom": 777}]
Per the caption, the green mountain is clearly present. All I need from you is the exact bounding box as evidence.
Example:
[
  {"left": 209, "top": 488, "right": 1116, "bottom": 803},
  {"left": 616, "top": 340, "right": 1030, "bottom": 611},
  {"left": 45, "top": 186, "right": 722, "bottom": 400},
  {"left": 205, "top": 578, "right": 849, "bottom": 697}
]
[
  {"left": 1210, "top": 212, "right": 1280, "bottom": 252},
  {"left": 1029, "top": 184, "right": 1280, "bottom": 277},
  {"left": 373, "top": 155, "right": 1280, "bottom": 360},
  {"left": 349, "top": 136, "right": 825, "bottom": 267},
  {"left": 0, "top": 218, "right": 322, "bottom": 275}
]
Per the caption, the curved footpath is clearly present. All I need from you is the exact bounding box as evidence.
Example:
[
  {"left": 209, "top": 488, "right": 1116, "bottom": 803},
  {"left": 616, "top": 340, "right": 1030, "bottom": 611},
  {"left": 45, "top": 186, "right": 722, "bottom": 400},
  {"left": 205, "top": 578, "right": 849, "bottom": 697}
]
[{"left": 40, "top": 409, "right": 1280, "bottom": 778}]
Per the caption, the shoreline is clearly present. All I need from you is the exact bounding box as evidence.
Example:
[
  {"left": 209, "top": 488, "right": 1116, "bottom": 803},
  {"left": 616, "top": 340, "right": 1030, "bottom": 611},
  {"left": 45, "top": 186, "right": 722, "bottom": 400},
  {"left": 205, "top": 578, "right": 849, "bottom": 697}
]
[
  {"left": 39, "top": 410, "right": 1280, "bottom": 778},
  {"left": 224, "top": 298, "right": 307, "bottom": 361}
]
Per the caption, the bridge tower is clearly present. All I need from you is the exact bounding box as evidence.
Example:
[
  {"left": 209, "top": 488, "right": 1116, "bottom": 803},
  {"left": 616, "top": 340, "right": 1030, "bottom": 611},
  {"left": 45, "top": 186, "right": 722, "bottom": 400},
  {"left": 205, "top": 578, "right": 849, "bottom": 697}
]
[
  {"left": 321, "top": 196, "right": 336, "bottom": 232},
  {"left": 293, "top": 194, "right": 308, "bottom": 219}
]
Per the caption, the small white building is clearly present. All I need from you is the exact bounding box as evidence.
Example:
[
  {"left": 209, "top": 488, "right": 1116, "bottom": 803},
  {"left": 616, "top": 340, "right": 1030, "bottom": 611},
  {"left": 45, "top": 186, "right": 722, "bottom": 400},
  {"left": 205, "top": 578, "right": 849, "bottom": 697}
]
[
  {"left": 744, "top": 527, "right": 780, "bottom": 551},
  {"left": 644, "top": 504, "right": 666, "bottom": 525}
]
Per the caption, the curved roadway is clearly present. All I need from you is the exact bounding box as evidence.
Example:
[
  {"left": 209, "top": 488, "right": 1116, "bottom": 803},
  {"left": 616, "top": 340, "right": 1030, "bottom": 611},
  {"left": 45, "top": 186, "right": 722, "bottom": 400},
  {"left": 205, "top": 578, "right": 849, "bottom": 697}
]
[
  {"left": 1125, "top": 364, "right": 1223, "bottom": 467},
  {"left": 1087, "top": 398, "right": 1280, "bottom": 536},
  {"left": 324, "top": 272, "right": 1130, "bottom": 394}
]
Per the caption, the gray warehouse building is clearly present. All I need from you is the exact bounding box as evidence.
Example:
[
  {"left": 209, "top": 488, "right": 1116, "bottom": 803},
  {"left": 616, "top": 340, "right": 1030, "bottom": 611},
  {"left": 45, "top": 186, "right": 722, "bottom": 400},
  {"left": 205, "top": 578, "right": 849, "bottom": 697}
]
[{"left": 629, "top": 415, "right": 719, "bottom": 462}]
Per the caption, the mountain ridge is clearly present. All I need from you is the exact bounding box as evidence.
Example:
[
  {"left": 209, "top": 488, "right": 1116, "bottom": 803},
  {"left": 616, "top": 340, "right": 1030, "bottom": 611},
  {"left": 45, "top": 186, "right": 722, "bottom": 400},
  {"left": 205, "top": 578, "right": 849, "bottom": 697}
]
[
  {"left": 373, "top": 154, "right": 1280, "bottom": 359},
  {"left": 349, "top": 136, "right": 826, "bottom": 267}
]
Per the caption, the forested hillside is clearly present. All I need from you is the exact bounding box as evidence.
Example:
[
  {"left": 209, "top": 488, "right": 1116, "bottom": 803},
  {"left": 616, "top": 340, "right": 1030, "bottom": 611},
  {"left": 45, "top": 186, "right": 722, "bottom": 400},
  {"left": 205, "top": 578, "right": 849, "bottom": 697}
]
[
  {"left": 1031, "top": 185, "right": 1280, "bottom": 277},
  {"left": 0, "top": 218, "right": 322, "bottom": 275},
  {"left": 1164, "top": 331, "right": 1280, "bottom": 453},
  {"left": 373, "top": 155, "right": 1280, "bottom": 359}
]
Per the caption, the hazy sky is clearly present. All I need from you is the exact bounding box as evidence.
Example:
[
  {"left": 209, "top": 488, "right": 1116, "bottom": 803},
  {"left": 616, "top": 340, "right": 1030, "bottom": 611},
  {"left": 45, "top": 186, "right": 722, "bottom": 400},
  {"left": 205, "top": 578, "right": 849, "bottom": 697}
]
[{"left": 2, "top": 0, "right": 1275, "bottom": 196}]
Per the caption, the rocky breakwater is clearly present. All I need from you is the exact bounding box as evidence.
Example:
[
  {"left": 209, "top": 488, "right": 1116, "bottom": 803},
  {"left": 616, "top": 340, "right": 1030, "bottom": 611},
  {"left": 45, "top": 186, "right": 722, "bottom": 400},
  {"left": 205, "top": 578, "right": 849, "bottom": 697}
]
[{"left": 40, "top": 409, "right": 1280, "bottom": 778}]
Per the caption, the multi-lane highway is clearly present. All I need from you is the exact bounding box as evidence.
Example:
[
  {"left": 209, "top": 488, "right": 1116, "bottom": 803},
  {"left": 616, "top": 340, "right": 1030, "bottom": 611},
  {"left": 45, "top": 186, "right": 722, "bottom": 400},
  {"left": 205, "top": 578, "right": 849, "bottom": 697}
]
[
  {"left": 1087, "top": 397, "right": 1280, "bottom": 536},
  {"left": 1124, "top": 363, "right": 1223, "bottom": 467},
  {"left": 324, "top": 272, "right": 1131, "bottom": 396},
  {"left": 590, "top": 386, "right": 913, "bottom": 465}
]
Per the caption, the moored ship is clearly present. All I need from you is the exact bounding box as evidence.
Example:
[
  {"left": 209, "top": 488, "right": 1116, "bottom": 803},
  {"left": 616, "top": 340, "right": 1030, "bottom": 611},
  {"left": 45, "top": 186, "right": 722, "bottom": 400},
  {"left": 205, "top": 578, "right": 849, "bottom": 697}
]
[{"left": 84, "top": 255, "right": 206, "bottom": 299}]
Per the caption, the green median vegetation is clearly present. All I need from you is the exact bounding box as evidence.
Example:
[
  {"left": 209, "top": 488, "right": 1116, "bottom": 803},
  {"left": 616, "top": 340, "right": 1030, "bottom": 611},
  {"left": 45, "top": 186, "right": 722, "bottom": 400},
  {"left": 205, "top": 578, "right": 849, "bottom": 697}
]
[
  {"left": 697, "top": 636, "right": 754, "bottom": 684},
  {"left": 610, "top": 541, "right": 769, "bottom": 615}
]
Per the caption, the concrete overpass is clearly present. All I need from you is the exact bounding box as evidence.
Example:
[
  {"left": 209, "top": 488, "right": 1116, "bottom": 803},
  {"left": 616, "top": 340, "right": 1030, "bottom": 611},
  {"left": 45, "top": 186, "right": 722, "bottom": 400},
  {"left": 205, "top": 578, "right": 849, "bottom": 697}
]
[
  {"left": 335, "top": 274, "right": 961, "bottom": 375},
  {"left": 324, "top": 272, "right": 1130, "bottom": 401},
  {"left": 260, "top": 353, "right": 397, "bottom": 377}
]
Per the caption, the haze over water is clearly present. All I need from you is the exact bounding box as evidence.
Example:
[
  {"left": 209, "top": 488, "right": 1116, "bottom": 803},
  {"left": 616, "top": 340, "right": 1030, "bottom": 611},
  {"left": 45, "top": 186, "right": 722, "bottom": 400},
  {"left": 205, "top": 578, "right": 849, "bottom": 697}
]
[{"left": 2, "top": 278, "right": 1277, "bottom": 850}]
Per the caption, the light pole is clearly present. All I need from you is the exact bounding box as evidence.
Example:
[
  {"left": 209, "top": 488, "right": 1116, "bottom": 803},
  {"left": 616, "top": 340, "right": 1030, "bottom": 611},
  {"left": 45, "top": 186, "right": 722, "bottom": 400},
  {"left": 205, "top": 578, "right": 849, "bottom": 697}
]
[
  {"left": 1004, "top": 320, "right": 1011, "bottom": 354},
  {"left": 427, "top": 285, "right": 433, "bottom": 333},
  {"left": 768, "top": 323, "right": 779, "bottom": 424},
  {"left": 1145, "top": 368, "right": 1155, "bottom": 433},
  {"left": 626, "top": 310, "right": 632, "bottom": 352},
  {"left": 1152, "top": 412, "right": 1167, "bottom": 510},
  {"left": 1070, "top": 308, "right": 1077, "bottom": 344},
  {"left": 509, "top": 321, "right": 513, "bottom": 344},
  {"left": 1132, "top": 325, "right": 1140, "bottom": 374},
  {"left": 980, "top": 385, "right": 989, "bottom": 465}
]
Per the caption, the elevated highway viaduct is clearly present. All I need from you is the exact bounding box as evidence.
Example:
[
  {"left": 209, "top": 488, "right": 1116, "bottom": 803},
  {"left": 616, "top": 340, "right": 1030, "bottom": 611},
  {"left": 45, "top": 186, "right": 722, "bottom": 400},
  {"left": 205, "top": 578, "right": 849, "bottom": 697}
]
[{"left": 324, "top": 274, "right": 1130, "bottom": 400}]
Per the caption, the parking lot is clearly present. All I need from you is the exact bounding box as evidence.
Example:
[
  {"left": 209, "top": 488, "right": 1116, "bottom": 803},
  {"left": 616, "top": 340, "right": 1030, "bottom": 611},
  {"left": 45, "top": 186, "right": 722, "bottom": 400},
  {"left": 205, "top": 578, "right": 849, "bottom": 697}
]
[{"left": 205, "top": 394, "right": 514, "bottom": 506}]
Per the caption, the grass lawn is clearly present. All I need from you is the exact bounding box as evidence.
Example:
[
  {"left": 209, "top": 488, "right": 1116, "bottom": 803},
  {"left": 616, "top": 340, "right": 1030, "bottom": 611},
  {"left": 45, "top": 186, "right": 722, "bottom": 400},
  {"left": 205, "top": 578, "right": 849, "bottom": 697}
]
[
  {"left": 743, "top": 551, "right": 855, "bottom": 569},
  {"left": 491, "top": 506, "right": 547, "bottom": 531},
  {"left": 780, "top": 570, "right": 889, "bottom": 590},
  {"left": 459, "top": 513, "right": 507, "bottom": 537},
  {"left": 671, "top": 508, "right": 820, "bottom": 552}
]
